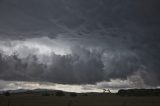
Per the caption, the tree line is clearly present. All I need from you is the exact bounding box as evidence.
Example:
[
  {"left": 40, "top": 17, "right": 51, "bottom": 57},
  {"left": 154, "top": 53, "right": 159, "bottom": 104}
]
[{"left": 117, "top": 89, "right": 160, "bottom": 96}]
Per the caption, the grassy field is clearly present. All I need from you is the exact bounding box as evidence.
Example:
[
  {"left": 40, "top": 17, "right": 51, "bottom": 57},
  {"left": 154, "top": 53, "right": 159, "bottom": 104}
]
[{"left": 0, "top": 94, "right": 160, "bottom": 106}]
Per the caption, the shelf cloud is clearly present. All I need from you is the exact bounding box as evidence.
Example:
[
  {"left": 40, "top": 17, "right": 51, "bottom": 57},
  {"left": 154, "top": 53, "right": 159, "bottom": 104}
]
[{"left": 0, "top": 0, "right": 160, "bottom": 91}]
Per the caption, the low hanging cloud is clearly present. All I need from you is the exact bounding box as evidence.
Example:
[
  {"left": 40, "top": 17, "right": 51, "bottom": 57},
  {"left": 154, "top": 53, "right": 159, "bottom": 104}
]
[
  {"left": 0, "top": 44, "right": 104, "bottom": 84},
  {"left": 0, "top": 37, "right": 160, "bottom": 88},
  {"left": 0, "top": 0, "right": 160, "bottom": 90}
]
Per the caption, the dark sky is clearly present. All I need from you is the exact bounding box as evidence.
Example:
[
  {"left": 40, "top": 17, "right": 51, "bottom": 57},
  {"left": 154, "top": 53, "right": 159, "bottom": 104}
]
[{"left": 0, "top": 0, "right": 160, "bottom": 90}]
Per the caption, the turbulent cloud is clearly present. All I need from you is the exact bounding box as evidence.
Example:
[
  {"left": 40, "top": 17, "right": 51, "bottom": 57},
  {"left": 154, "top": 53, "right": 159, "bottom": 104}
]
[
  {"left": 0, "top": 37, "right": 159, "bottom": 88},
  {"left": 0, "top": 0, "right": 160, "bottom": 90},
  {"left": 0, "top": 41, "right": 104, "bottom": 84}
]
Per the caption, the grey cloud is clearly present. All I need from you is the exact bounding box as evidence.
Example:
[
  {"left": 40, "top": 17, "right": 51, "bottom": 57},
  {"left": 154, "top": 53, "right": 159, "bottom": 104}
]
[
  {"left": 0, "top": 0, "right": 160, "bottom": 88},
  {"left": 0, "top": 43, "right": 159, "bottom": 87},
  {"left": 0, "top": 46, "right": 104, "bottom": 84},
  {"left": 0, "top": 0, "right": 159, "bottom": 39}
]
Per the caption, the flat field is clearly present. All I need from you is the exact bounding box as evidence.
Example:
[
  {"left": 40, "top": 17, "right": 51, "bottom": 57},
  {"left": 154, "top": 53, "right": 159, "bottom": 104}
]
[{"left": 0, "top": 94, "right": 160, "bottom": 106}]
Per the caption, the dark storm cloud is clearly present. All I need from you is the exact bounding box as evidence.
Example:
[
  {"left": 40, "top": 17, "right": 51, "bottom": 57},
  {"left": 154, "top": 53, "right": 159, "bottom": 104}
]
[
  {"left": 0, "top": 47, "right": 104, "bottom": 84},
  {"left": 0, "top": 44, "right": 159, "bottom": 87},
  {"left": 0, "top": 0, "right": 159, "bottom": 39},
  {"left": 0, "top": 0, "right": 160, "bottom": 87}
]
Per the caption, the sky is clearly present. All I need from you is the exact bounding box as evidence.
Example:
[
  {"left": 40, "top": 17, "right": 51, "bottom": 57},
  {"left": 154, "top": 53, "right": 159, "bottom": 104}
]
[{"left": 0, "top": 0, "right": 160, "bottom": 92}]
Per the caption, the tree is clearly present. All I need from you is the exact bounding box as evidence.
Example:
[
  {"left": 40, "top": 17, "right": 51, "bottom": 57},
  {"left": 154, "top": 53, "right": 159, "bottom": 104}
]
[
  {"left": 70, "top": 93, "right": 77, "bottom": 97},
  {"left": 4, "top": 91, "right": 10, "bottom": 96},
  {"left": 55, "top": 91, "right": 65, "bottom": 96},
  {"left": 103, "top": 89, "right": 111, "bottom": 94}
]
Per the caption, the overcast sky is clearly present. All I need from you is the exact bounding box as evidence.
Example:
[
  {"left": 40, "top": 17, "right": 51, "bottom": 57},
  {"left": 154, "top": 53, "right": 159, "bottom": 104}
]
[{"left": 0, "top": 0, "right": 160, "bottom": 92}]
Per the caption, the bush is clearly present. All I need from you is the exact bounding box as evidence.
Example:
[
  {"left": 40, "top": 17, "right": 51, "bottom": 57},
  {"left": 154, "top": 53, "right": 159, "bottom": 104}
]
[
  {"left": 55, "top": 91, "right": 65, "bottom": 96},
  {"left": 70, "top": 93, "right": 77, "bottom": 97},
  {"left": 4, "top": 91, "right": 10, "bottom": 96},
  {"left": 82, "top": 94, "right": 88, "bottom": 96},
  {"left": 42, "top": 93, "right": 50, "bottom": 96}
]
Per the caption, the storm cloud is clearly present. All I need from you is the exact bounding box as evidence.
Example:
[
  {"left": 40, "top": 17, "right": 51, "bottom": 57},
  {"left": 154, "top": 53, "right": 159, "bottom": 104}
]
[
  {"left": 0, "top": 43, "right": 105, "bottom": 84},
  {"left": 0, "top": 0, "right": 160, "bottom": 90},
  {"left": 0, "top": 37, "right": 159, "bottom": 87}
]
